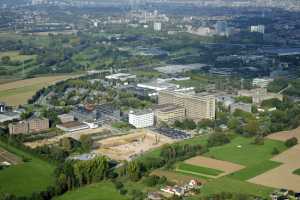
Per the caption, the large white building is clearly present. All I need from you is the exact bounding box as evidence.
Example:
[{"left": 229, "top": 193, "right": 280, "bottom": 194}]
[
  {"left": 129, "top": 110, "right": 154, "bottom": 128},
  {"left": 250, "top": 25, "right": 265, "bottom": 34},
  {"left": 154, "top": 22, "right": 162, "bottom": 31},
  {"left": 252, "top": 78, "right": 273, "bottom": 88}
]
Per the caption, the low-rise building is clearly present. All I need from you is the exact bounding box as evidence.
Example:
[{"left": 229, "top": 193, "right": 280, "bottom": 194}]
[
  {"left": 58, "top": 114, "right": 74, "bottom": 123},
  {"left": 230, "top": 102, "right": 252, "bottom": 113},
  {"left": 153, "top": 103, "right": 185, "bottom": 125},
  {"left": 56, "top": 121, "right": 89, "bottom": 132},
  {"left": 128, "top": 109, "right": 154, "bottom": 128},
  {"left": 0, "top": 112, "right": 21, "bottom": 123}
]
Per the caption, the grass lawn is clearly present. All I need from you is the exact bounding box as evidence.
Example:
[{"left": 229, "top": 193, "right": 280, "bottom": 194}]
[
  {"left": 0, "top": 140, "right": 55, "bottom": 197},
  {"left": 204, "top": 136, "right": 287, "bottom": 180},
  {"left": 176, "top": 162, "right": 223, "bottom": 177},
  {"left": 293, "top": 168, "right": 300, "bottom": 175},
  {"left": 190, "top": 177, "right": 274, "bottom": 199},
  {"left": 54, "top": 182, "right": 128, "bottom": 200}
]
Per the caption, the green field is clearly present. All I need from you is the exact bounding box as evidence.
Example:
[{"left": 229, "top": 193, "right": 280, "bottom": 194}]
[
  {"left": 204, "top": 136, "right": 287, "bottom": 180},
  {"left": 176, "top": 162, "right": 223, "bottom": 177},
  {"left": 54, "top": 182, "right": 128, "bottom": 200},
  {"left": 196, "top": 177, "right": 273, "bottom": 198},
  {"left": 293, "top": 168, "right": 300, "bottom": 175},
  {"left": 141, "top": 135, "right": 285, "bottom": 198},
  {"left": 0, "top": 140, "right": 55, "bottom": 197}
]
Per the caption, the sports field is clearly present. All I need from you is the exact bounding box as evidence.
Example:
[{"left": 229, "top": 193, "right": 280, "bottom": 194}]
[
  {"left": 0, "top": 75, "right": 79, "bottom": 106},
  {"left": 54, "top": 182, "right": 128, "bottom": 200},
  {"left": 0, "top": 140, "right": 55, "bottom": 197}
]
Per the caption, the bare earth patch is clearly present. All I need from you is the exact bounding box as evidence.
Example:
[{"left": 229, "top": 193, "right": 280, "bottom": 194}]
[
  {"left": 267, "top": 127, "right": 300, "bottom": 141},
  {"left": 94, "top": 129, "right": 173, "bottom": 161},
  {"left": 184, "top": 156, "right": 245, "bottom": 178},
  {"left": 248, "top": 144, "right": 300, "bottom": 192},
  {"left": 0, "top": 147, "right": 22, "bottom": 165}
]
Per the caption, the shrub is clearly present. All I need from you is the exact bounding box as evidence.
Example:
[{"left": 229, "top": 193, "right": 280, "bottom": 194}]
[
  {"left": 285, "top": 137, "right": 298, "bottom": 147},
  {"left": 207, "top": 133, "right": 230, "bottom": 147},
  {"left": 253, "top": 136, "right": 264, "bottom": 145},
  {"left": 272, "top": 147, "right": 280, "bottom": 155}
]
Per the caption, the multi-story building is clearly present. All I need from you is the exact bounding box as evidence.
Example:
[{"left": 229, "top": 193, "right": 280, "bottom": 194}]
[
  {"left": 158, "top": 91, "right": 216, "bottom": 122},
  {"left": 252, "top": 78, "right": 273, "bottom": 88},
  {"left": 238, "top": 88, "right": 283, "bottom": 104},
  {"left": 230, "top": 102, "right": 252, "bottom": 113},
  {"left": 128, "top": 110, "right": 154, "bottom": 128},
  {"left": 153, "top": 104, "right": 185, "bottom": 125},
  {"left": 154, "top": 22, "right": 162, "bottom": 31},
  {"left": 8, "top": 117, "right": 49, "bottom": 135},
  {"left": 28, "top": 117, "right": 49, "bottom": 133},
  {"left": 250, "top": 25, "right": 265, "bottom": 34},
  {"left": 8, "top": 121, "right": 29, "bottom": 135}
]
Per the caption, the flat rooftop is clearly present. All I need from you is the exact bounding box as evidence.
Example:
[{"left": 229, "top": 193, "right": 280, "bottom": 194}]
[
  {"left": 129, "top": 109, "right": 153, "bottom": 116},
  {"left": 58, "top": 121, "right": 87, "bottom": 128}
]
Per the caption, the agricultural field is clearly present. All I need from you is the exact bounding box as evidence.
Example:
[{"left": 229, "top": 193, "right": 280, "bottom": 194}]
[
  {"left": 204, "top": 136, "right": 287, "bottom": 180},
  {"left": 142, "top": 135, "right": 287, "bottom": 198},
  {"left": 0, "top": 140, "right": 55, "bottom": 197},
  {"left": 183, "top": 156, "right": 244, "bottom": 178},
  {"left": 176, "top": 162, "right": 224, "bottom": 177},
  {"left": 54, "top": 182, "right": 128, "bottom": 200},
  {"left": 249, "top": 129, "right": 300, "bottom": 192},
  {"left": 0, "top": 75, "right": 79, "bottom": 106}
]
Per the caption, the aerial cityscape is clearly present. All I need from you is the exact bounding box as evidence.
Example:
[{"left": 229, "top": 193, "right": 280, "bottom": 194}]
[{"left": 0, "top": 0, "right": 300, "bottom": 200}]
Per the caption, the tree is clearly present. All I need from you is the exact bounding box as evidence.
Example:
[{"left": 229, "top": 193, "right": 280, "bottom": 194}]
[
  {"left": 79, "top": 135, "right": 93, "bottom": 152},
  {"left": 1, "top": 56, "right": 10, "bottom": 64},
  {"left": 253, "top": 135, "right": 264, "bottom": 145},
  {"left": 272, "top": 147, "right": 280, "bottom": 155},
  {"left": 243, "top": 120, "right": 259, "bottom": 136},
  {"left": 126, "top": 161, "right": 141, "bottom": 181},
  {"left": 207, "top": 133, "right": 230, "bottom": 147}
]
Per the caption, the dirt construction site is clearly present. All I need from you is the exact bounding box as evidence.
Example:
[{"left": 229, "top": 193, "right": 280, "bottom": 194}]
[
  {"left": 249, "top": 128, "right": 300, "bottom": 192},
  {"left": 94, "top": 129, "right": 173, "bottom": 161}
]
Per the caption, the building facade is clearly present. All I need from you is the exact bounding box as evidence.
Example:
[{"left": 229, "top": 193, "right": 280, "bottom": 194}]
[
  {"left": 230, "top": 102, "right": 252, "bottom": 113},
  {"left": 153, "top": 104, "right": 185, "bottom": 125},
  {"left": 28, "top": 117, "right": 49, "bottom": 132},
  {"left": 8, "top": 117, "right": 49, "bottom": 135},
  {"left": 128, "top": 110, "right": 154, "bottom": 128},
  {"left": 8, "top": 121, "right": 29, "bottom": 135},
  {"left": 158, "top": 91, "right": 216, "bottom": 122}
]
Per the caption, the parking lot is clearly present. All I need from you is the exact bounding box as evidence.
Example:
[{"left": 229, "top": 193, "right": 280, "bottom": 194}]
[{"left": 153, "top": 127, "right": 192, "bottom": 140}]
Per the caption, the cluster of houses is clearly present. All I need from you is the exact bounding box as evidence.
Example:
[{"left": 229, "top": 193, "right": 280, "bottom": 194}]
[
  {"left": 271, "top": 189, "right": 300, "bottom": 200},
  {"left": 160, "top": 179, "right": 201, "bottom": 197}
]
